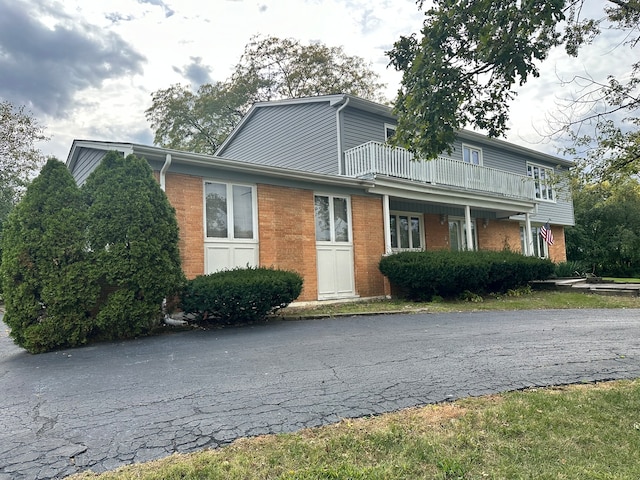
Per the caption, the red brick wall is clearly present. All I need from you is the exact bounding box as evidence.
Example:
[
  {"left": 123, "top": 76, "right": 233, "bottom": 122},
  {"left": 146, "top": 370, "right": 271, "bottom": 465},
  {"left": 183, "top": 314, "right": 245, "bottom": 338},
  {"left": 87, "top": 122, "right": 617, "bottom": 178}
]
[
  {"left": 163, "top": 173, "right": 205, "bottom": 279},
  {"left": 476, "top": 219, "right": 522, "bottom": 252},
  {"left": 351, "top": 196, "right": 388, "bottom": 297},
  {"left": 257, "top": 184, "right": 318, "bottom": 302},
  {"left": 548, "top": 226, "right": 567, "bottom": 263},
  {"left": 424, "top": 213, "right": 450, "bottom": 250}
]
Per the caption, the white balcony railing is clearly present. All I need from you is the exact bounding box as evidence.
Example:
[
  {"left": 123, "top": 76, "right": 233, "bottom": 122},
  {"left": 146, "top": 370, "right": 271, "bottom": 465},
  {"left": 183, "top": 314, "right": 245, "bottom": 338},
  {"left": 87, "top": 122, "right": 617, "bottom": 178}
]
[{"left": 344, "top": 141, "right": 536, "bottom": 201}]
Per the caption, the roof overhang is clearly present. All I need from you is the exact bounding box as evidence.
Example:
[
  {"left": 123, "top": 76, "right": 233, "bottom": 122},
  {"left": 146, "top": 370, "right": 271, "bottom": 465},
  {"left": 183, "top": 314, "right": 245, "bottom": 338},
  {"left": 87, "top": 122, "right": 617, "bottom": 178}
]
[
  {"left": 367, "top": 176, "right": 537, "bottom": 216},
  {"left": 66, "top": 140, "right": 375, "bottom": 190}
]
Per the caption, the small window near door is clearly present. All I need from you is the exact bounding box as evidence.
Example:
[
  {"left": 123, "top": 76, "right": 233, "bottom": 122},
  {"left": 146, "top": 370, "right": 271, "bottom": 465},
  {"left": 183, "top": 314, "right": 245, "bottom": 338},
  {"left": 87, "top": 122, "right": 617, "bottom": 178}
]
[
  {"left": 315, "top": 194, "right": 351, "bottom": 243},
  {"left": 462, "top": 144, "right": 482, "bottom": 165},
  {"left": 390, "top": 212, "right": 423, "bottom": 250}
]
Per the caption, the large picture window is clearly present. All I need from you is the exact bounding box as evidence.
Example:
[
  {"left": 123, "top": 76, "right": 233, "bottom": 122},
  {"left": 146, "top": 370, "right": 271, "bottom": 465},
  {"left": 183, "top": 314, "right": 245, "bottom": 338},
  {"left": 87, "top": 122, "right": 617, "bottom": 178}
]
[
  {"left": 390, "top": 212, "right": 423, "bottom": 250},
  {"left": 527, "top": 163, "right": 555, "bottom": 201},
  {"left": 205, "top": 181, "right": 255, "bottom": 240},
  {"left": 315, "top": 195, "right": 350, "bottom": 243}
]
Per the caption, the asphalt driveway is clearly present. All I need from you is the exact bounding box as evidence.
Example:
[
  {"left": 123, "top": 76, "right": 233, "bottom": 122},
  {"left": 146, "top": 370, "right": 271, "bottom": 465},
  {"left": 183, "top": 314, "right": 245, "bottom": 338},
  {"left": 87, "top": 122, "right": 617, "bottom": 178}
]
[{"left": 1, "top": 308, "right": 640, "bottom": 479}]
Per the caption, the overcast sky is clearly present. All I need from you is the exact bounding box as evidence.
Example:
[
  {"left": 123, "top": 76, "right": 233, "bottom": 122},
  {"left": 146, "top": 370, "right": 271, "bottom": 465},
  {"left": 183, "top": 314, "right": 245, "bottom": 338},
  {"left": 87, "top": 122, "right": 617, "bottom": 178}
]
[{"left": 0, "top": 0, "right": 635, "bottom": 161}]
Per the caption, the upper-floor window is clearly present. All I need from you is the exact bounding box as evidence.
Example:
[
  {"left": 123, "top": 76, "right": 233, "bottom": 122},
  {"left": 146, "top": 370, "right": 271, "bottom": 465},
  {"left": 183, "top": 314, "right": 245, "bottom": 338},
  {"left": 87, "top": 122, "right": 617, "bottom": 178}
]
[
  {"left": 527, "top": 163, "right": 555, "bottom": 201},
  {"left": 384, "top": 123, "right": 397, "bottom": 141},
  {"left": 390, "top": 212, "right": 424, "bottom": 250},
  {"left": 462, "top": 144, "right": 482, "bottom": 165},
  {"left": 205, "top": 181, "right": 256, "bottom": 240}
]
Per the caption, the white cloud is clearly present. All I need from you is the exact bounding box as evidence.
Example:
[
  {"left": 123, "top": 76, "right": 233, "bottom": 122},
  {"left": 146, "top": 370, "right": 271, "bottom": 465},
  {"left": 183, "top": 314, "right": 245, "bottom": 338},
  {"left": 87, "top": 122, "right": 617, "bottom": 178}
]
[{"left": 2, "top": 0, "right": 636, "bottom": 162}]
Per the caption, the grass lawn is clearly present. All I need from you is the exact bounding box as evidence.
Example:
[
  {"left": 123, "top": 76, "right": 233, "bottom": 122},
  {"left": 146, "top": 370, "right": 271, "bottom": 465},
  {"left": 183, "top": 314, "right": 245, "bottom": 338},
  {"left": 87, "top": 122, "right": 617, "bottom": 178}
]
[
  {"left": 67, "top": 291, "right": 640, "bottom": 480},
  {"left": 604, "top": 277, "right": 640, "bottom": 284},
  {"left": 69, "top": 380, "right": 640, "bottom": 479},
  {"left": 279, "top": 289, "right": 640, "bottom": 318}
]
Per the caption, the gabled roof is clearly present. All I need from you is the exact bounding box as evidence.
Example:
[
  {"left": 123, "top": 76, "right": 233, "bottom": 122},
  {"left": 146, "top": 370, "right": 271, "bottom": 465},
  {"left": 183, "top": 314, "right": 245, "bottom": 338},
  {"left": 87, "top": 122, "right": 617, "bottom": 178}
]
[{"left": 216, "top": 93, "right": 573, "bottom": 168}]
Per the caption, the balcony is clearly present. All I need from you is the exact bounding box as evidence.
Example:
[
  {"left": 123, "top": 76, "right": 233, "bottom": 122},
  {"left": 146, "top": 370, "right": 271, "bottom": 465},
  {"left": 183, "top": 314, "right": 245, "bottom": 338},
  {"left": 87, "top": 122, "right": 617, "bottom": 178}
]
[{"left": 344, "top": 141, "right": 536, "bottom": 202}]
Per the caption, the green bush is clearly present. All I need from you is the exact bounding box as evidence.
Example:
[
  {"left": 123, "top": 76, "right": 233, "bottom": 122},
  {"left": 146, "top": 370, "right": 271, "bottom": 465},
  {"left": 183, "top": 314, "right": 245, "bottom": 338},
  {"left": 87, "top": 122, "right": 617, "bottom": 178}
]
[
  {"left": 554, "top": 261, "right": 588, "bottom": 278},
  {"left": 181, "top": 267, "right": 303, "bottom": 324},
  {"left": 0, "top": 159, "right": 98, "bottom": 353},
  {"left": 379, "top": 250, "right": 554, "bottom": 301},
  {"left": 83, "top": 151, "right": 185, "bottom": 340}
]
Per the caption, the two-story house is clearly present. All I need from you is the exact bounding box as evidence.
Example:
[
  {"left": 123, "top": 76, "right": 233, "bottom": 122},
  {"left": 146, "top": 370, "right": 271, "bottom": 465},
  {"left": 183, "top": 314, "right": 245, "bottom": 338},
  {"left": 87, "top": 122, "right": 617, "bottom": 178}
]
[{"left": 67, "top": 94, "right": 574, "bottom": 303}]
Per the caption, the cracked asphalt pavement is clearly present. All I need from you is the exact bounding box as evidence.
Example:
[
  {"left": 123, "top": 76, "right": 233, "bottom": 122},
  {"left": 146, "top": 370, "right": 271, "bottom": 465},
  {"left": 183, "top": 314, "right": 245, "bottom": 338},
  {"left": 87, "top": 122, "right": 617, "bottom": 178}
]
[{"left": 1, "top": 308, "right": 640, "bottom": 479}]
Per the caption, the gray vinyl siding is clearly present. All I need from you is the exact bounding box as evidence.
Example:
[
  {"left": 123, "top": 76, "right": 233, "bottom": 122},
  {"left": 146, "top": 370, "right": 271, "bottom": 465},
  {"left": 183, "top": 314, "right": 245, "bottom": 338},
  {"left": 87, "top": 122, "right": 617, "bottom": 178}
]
[
  {"left": 342, "top": 107, "right": 391, "bottom": 150},
  {"left": 71, "top": 148, "right": 109, "bottom": 185},
  {"left": 220, "top": 102, "right": 338, "bottom": 174}
]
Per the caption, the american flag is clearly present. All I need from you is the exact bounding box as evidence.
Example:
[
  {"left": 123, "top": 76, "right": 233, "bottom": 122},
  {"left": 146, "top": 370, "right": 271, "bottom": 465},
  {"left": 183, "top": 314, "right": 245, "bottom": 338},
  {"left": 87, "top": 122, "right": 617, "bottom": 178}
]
[{"left": 540, "top": 222, "right": 554, "bottom": 246}]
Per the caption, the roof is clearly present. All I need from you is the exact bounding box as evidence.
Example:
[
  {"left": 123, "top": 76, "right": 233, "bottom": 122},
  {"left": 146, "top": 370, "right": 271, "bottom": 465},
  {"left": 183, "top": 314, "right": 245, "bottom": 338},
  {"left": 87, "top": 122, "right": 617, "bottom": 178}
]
[
  {"left": 66, "top": 139, "right": 375, "bottom": 189},
  {"left": 215, "top": 93, "right": 574, "bottom": 168}
]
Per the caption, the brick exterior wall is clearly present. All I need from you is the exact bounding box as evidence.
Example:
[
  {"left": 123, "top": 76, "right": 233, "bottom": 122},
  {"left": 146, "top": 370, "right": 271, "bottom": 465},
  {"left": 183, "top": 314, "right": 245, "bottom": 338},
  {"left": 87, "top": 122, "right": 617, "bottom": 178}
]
[
  {"left": 548, "top": 226, "right": 567, "bottom": 263},
  {"left": 424, "top": 214, "right": 450, "bottom": 250},
  {"left": 158, "top": 170, "right": 569, "bottom": 303},
  {"left": 163, "top": 173, "right": 205, "bottom": 279},
  {"left": 351, "top": 196, "right": 388, "bottom": 298},
  {"left": 476, "top": 219, "right": 522, "bottom": 252},
  {"left": 257, "top": 184, "right": 318, "bottom": 302}
]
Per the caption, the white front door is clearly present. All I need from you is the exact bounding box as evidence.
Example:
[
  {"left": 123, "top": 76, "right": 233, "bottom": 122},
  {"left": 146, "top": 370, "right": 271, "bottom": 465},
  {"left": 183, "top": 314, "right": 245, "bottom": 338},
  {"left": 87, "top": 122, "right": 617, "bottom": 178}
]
[{"left": 314, "top": 194, "right": 355, "bottom": 299}]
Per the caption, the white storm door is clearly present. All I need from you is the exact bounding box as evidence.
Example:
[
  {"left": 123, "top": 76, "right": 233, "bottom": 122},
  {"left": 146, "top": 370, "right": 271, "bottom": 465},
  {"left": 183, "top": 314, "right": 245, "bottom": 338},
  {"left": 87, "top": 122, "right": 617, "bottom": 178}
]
[{"left": 314, "top": 194, "right": 355, "bottom": 299}]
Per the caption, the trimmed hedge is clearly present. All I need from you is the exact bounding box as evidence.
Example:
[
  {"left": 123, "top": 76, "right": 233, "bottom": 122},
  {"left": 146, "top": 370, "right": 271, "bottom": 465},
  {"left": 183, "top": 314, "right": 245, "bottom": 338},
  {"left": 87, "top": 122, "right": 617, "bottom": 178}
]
[
  {"left": 181, "top": 267, "right": 303, "bottom": 324},
  {"left": 379, "top": 250, "right": 554, "bottom": 301}
]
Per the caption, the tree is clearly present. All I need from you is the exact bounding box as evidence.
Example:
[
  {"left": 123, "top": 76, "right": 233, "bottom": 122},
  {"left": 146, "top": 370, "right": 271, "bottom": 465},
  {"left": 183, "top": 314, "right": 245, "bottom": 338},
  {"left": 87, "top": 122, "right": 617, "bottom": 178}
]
[
  {"left": 0, "top": 101, "right": 47, "bottom": 222},
  {"left": 0, "top": 159, "right": 97, "bottom": 353},
  {"left": 83, "top": 151, "right": 185, "bottom": 340},
  {"left": 146, "top": 36, "right": 386, "bottom": 154},
  {"left": 566, "top": 178, "right": 640, "bottom": 276},
  {"left": 387, "top": 0, "right": 640, "bottom": 167}
]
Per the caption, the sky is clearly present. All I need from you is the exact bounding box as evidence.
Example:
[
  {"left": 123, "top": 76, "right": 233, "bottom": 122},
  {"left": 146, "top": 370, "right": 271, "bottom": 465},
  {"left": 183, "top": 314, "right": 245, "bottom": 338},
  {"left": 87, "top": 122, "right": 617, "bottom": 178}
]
[{"left": 0, "top": 0, "right": 635, "bottom": 162}]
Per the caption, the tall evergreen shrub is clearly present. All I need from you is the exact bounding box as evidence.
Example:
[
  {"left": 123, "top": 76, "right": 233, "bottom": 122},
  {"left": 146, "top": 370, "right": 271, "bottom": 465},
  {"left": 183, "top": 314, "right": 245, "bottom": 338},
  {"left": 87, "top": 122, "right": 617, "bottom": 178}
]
[
  {"left": 83, "top": 151, "right": 184, "bottom": 339},
  {"left": 0, "top": 159, "right": 97, "bottom": 353}
]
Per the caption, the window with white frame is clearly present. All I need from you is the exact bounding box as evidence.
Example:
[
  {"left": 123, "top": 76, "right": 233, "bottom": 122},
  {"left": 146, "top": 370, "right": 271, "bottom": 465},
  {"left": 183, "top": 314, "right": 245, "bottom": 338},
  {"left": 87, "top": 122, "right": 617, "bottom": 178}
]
[
  {"left": 315, "top": 194, "right": 351, "bottom": 243},
  {"left": 390, "top": 212, "right": 424, "bottom": 250},
  {"left": 527, "top": 163, "right": 555, "bottom": 201},
  {"left": 520, "top": 225, "right": 549, "bottom": 258},
  {"left": 384, "top": 123, "right": 397, "bottom": 141},
  {"left": 448, "top": 217, "right": 477, "bottom": 251},
  {"left": 462, "top": 144, "right": 482, "bottom": 165},
  {"left": 205, "top": 181, "right": 256, "bottom": 240}
]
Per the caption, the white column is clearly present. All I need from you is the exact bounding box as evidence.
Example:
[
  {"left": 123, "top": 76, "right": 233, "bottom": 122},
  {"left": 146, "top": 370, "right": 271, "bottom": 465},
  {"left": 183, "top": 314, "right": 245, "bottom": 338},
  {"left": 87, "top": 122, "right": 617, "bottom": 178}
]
[
  {"left": 382, "top": 194, "right": 392, "bottom": 254},
  {"left": 464, "top": 205, "right": 474, "bottom": 251},
  {"left": 525, "top": 212, "right": 533, "bottom": 256}
]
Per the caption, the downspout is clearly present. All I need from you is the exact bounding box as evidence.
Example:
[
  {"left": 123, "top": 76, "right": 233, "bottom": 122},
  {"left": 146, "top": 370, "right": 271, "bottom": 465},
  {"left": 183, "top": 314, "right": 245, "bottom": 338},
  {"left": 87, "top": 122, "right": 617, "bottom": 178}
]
[
  {"left": 160, "top": 153, "right": 172, "bottom": 191},
  {"left": 335, "top": 96, "right": 350, "bottom": 175}
]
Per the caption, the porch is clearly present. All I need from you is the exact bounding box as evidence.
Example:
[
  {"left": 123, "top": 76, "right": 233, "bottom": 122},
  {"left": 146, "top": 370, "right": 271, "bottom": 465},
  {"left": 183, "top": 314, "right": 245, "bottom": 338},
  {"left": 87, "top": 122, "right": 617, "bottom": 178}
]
[{"left": 344, "top": 141, "right": 536, "bottom": 202}]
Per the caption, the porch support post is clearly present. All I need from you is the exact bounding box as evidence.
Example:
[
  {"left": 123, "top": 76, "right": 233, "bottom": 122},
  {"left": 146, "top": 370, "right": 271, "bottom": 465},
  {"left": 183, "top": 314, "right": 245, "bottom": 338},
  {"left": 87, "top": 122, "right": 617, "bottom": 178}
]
[
  {"left": 464, "top": 205, "right": 474, "bottom": 251},
  {"left": 382, "top": 194, "right": 392, "bottom": 254},
  {"left": 525, "top": 212, "right": 533, "bottom": 256}
]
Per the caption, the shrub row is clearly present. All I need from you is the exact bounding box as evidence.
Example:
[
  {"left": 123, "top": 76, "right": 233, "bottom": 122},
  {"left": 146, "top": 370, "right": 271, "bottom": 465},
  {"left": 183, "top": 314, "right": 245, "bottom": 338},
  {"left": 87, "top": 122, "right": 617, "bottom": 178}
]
[
  {"left": 379, "top": 250, "right": 554, "bottom": 301},
  {"left": 181, "top": 267, "right": 303, "bottom": 324}
]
